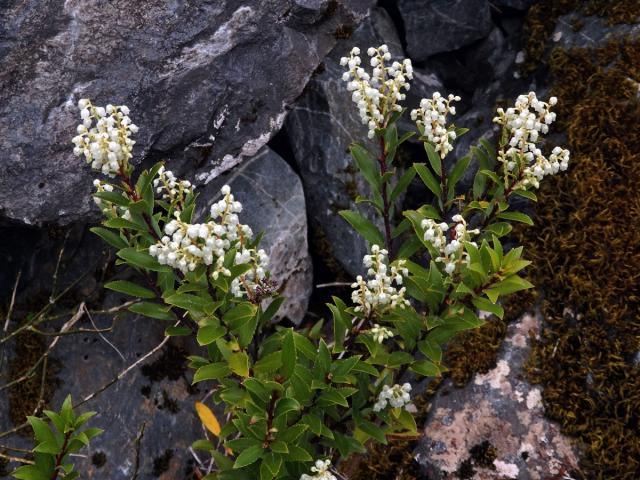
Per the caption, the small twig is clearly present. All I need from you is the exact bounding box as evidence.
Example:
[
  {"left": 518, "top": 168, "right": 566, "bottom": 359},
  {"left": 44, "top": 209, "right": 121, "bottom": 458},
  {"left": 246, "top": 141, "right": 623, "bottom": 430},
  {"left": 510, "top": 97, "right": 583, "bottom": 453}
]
[
  {"left": 315, "top": 282, "right": 352, "bottom": 289},
  {"left": 50, "top": 231, "right": 71, "bottom": 304},
  {"left": 0, "top": 451, "right": 34, "bottom": 465},
  {"left": 130, "top": 422, "right": 146, "bottom": 480},
  {"left": 3, "top": 271, "right": 20, "bottom": 334},
  {"left": 83, "top": 305, "right": 125, "bottom": 362},
  {"left": 74, "top": 322, "right": 178, "bottom": 408}
]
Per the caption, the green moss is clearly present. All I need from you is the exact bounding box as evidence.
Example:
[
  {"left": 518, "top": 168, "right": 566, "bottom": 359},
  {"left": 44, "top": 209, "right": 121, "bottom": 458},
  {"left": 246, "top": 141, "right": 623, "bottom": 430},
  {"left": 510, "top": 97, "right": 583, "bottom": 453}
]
[{"left": 517, "top": 38, "right": 640, "bottom": 479}]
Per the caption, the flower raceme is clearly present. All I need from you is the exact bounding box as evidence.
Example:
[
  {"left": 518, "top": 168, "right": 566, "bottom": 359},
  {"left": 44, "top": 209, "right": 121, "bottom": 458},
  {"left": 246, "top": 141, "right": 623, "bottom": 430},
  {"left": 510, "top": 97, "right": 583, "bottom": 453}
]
[
  {"left": 410, "top": 92, "right": 461, "bottom": 159},
  {"left": 373, "top": 383, "right": 413, "bottom": 412},
  {"left": 351, "top": 244, "right": 410, "bottom": 316},
  {"left": 72, "top": 99, "right": 138, "bottom": 176},
  {"left": 422, "top": 214, "right": 480, "bottom": 276},
  {"left": 493, "top": 92, "right": 570, "bottom": 189},
  {"left": 340, "top": 45, "right": 413, "bottom": 139}
]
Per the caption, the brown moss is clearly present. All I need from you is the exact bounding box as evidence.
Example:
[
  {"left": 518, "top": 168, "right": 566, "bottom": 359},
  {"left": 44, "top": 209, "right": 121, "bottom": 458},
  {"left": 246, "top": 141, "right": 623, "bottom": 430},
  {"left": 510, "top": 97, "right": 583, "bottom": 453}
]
[
  {"left": 517, "top": 38, "right": 640, "bottom": 479},
  {"left": 7, "top": 331, "right": 60, "bottom": 431}
]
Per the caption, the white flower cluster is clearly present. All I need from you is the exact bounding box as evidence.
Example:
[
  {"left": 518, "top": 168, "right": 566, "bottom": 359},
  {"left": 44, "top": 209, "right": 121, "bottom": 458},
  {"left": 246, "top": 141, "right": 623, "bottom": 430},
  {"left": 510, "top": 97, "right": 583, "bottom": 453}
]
[
  {"left": 72, "top": 99, "right": 138, "bottom": 176},
  {"left": 340, "top": 45, "right": 413, "bottom": 139},
  {"left": 351, "top": 245, "right": 410, "bottom": 316},
  {"left": 373, "top": 383, "right": 412, "bottom": 412},
  {"left": 153, "top": 166, "right": 193, "bottom": 205},
  {"left": 422, "top": 214, "right": 479, "bottom": 275},
  {"left": 493, "top": 92, "right": 570, "bottom": 189},
  {"left": 300, "top": 459, "right": 336, "bottom": 480},
  {"left": 230, "top": 247, "right": 269, "bottom": 298},
  {"left": 92, "top": 179, "right": 131, "bottom": 219},
  {"left": 370, "top": 324, "right": 394, "bottom": 344},
  {"left": 410, "top": 92, "right": 461, "bottom": 158},
  {"left": 149, "top": 186, "right": 268, "bottom": 297}
]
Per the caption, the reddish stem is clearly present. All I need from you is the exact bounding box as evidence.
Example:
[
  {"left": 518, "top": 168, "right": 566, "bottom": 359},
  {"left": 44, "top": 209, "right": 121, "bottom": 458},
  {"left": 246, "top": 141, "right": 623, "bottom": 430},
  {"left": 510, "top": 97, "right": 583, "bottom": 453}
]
[{"left": 378, "top": 136, "right": 393, "bottom": 258}]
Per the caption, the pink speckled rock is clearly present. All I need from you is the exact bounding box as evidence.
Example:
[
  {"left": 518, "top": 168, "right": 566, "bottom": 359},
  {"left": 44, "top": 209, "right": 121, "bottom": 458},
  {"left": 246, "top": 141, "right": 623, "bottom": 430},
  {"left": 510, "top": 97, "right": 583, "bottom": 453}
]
[{"left": 414, "top": 313, "right": 582, "bottom": 480}]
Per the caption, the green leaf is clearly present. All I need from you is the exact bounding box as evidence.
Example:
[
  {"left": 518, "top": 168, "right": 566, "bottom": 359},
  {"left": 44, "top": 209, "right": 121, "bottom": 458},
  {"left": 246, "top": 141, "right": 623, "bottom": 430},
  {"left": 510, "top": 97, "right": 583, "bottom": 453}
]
[
  {"left": 472, "top": 297, "right": 504, "bottom": 319},
  {"left": 11, "top": 465, "right": 49, "bottom": 480},
  {"left": 479, "top": 138, "right": 497, "bottom": 162},
  {"left": 90, "top": 227, "right": 128, "bottom": 249},
  {"left": 484, "top": 275, "right": 534, "bottom": 302},
  {"left": 414, "top": 163, "right": 441, "bottom": 197},
  {"left": 512, "top": 189, "right": 537, "bottom": 202},
  {"left": 224, "top": 303, "right": 259, "bottom": 348},
  {"left": 261, "top": 452, "right": 282, "bottom": 478},
  {"left": 93, "top": 190, "right": 130, "bottom": 207},
  {"left": 104, "top": 217, "right": 147, "bottom": 232},
  {"left": 480, "top": 169, "right": 501, "bottom": 184},
  {"left": 233, "top": 445, "right": 264, "bottom": 469},
  {"left": 27, "top": 417, "right": 56, "bottom": 445},
  {"left": 104, "top": 280, "right": 156, "bottom": 299},
  {"left": 117, "top": 247, "right": 171, "bottom": 273},
  {"left": 357, "top": 419, "right": 387, "bottom": 444},
  {"left": 128, "top": 301, "right": 175, "bottom": 321},
  {"left": 197, "top": 325, "right": 226, "bottom": 346},
  {"left": 448, "top": 155, "right": 471, "bottom": 192},
  {"left": 229, "top": 352, "right": 250, "bottom": 377},
  {"left": 350, "top": 144, "right": 380, "bottom": 192},
  {"left": 165, "top": 326, "right": 191, "bottom": 336},
  {"left": 497, "top": 211, "right": 534, "bottom": 226},
  {"left": 253, "top": 351, "right": 282, "bottom": 376},
  {"left": 193, "top": 362, "right": 231, "bottom": 384},
  {"left": 274, "top": 397, "right": 300, "bottom": 418},
  {"left": 423, "top": 143, "right": 442, "bottom": 176},
  {"left": 165, "top": 293, "right": 213, "bottom": 312},
  {"left": 338, "top": 210, "right": 385, "bottom": 246},
  {"left": 281, "top": 329, "right": 296, "bottom": 380},
  {"left": 318, "top": 389, "right": 349, "bottom": 407},
  {"left": 286, "top": 445, "right": 313, "bottom": 462},
  {"left": 410, "top": 359, "right": 441, "bottom": 377}
]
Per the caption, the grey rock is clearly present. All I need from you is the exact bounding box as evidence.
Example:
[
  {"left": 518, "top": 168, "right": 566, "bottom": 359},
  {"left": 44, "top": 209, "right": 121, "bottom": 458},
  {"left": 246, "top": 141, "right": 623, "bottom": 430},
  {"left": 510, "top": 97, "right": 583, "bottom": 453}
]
[
  {"left": 415, "top": 314, "right": 581, "bottom": 480},
  {"left": 14, "top": 295, "right": 203, "bottom": 480},
  {"left": 398, "top": 0, "right": 494, "bottom": 62},
  {"left": 285, "top": 0, "right": 330, "bottom": 28},
  {"left": 493, "top": 0, "right": 535, "bottom": 10},
  {"left": 0, "top": 0, "right": 374, "bottom": 226},
  {"left": 552, "top": 13, "right": 640, "bottom": 49},
  {"left": 197, "top": 147, "right": 312, "bottom": 324},
  {"left": 284, "top": 8, "right": 401, "bottom": 277}
]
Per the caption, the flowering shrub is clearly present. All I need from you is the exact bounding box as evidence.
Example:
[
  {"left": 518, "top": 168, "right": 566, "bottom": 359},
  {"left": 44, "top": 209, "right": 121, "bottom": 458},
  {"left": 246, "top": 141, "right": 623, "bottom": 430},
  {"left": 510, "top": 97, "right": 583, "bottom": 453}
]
[{"left": 14, "top": 44, "right": 570, "bottom": 480}]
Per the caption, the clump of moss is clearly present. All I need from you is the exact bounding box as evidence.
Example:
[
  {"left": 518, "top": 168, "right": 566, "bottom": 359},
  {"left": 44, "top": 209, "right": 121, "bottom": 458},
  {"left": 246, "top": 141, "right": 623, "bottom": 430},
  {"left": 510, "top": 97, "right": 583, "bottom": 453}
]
[
  {"left": 469, "top": 440, "right": 498, "bottom": 469},
  {"left": 152, "top": 449, "right": 174, "bottom": 477},
  {"left": 7, "top": 331, "right": 60, "bottom": 431},
  {"left": 91, "top": 451, "right": 107, "bottom": 468},
  {"left": 521, "top": 0, "right": 639, "bottom": 73},
  {"left": 518, "top": 38, "right": 640, "bottom": 479}
]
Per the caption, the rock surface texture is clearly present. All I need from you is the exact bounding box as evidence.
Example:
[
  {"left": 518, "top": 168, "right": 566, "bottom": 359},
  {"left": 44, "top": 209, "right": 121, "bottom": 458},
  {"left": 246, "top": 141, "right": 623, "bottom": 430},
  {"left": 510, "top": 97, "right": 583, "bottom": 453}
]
[
  {"left": 0, "top": 0, "right": 373, "bottom": 225},
  {"left": 415, "top": 314, "right": 581, "bottom": 480},
  {"left": 398, "top": 0, "right": 494, "bottom": 62}
]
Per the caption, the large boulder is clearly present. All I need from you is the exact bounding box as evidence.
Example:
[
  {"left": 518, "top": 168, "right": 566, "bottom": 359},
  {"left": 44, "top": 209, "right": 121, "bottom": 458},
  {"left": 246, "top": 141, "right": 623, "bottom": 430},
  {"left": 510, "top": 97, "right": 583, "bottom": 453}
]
[
  {"left": 398, "top": 0, "right": 494, "bottom": 62},
  {"left": 415, "top": 314, "right": 581, "bottom": 479},
  {"left": 197, "top": 147, "right": 313, "bottom": 324},
  {"left": 0, "top": 0, "right": 374, "bottom": 226},
  {"left": 283, "top": 7, "right": 402, "bottom": 277}
]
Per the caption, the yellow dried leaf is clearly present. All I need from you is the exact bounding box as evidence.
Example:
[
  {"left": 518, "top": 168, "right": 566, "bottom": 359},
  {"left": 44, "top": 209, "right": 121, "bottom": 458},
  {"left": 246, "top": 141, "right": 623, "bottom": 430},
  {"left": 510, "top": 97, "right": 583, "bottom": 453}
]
[{"left": 195, "top": 401, "right": 221, "bottom": 437}]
